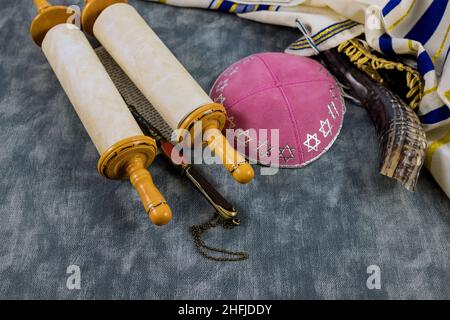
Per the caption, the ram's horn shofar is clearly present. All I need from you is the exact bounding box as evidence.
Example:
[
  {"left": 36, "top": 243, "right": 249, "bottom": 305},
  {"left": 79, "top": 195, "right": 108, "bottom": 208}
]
[
  {"left": 337, "top": 39, "right": 423, "bottom": 110},
  {"left": 319, "top": 48, "right": 427, "bottom": 191}
]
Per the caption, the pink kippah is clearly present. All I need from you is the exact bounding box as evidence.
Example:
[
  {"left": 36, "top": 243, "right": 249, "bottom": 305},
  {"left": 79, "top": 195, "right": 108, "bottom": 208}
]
[{"left": 210, "top": 52, "right": 345, "bottom": 168}]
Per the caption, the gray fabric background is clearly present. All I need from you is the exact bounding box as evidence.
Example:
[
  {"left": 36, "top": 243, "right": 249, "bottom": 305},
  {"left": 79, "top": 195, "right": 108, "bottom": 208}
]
[{"left": 0, "top": 0, "right": 449, "bottom": 300}]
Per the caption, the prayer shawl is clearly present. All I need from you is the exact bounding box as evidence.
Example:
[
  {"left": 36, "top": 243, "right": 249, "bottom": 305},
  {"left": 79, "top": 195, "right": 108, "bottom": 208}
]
[{"left": 145, "top": 0, "right": 450, "bottom": 198}]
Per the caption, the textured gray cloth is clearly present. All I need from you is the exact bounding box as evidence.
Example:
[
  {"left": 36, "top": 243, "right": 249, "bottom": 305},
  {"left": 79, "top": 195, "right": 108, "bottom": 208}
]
[{"left": 0, "top": 0, "right": 449, "bottom": 300}]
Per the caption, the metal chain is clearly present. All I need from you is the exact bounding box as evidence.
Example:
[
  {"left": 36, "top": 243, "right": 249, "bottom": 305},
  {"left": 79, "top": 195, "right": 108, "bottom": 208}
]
[{"left": 191, "top": 214, "right": 249, "bottom": 262}]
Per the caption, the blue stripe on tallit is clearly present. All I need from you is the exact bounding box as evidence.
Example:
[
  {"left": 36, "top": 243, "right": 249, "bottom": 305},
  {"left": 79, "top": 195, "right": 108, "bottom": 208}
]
[
  {"left": 233, "top": 4, "right": 248, "bottom": 13},
  {"left": 218, "top": 1, "right": 234, "bottom": 12},
  {"left": 420, "top": 105, "right": 450, "bottom": 124},
  {"left": 383, "top": 0, "right": 402, "bottom": 16},
  {"left": 234, "top": 4, "right": 245, "bottom": 13},
  {"left": 404, "top": 0, "right": 449, "bottom": 45},
  {"left": 258, "top": 4, "right": 270, "bottom": 11},
  {"left": 244, "top": 4, "right": 255, "bottom": 12},
  {"left": 379, "top": 34, "right": 396, "bottom": 56},
  {"left": 418, "top": 51, "right": 435, "bottom": 75}
]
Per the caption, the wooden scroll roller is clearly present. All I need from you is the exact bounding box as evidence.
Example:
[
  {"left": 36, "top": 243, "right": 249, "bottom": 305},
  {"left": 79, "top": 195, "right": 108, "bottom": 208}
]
[
  {"left": 30, "top": 0, "right": 172, "bottom": 226},
  {"left": 82, "top": 0, "right": 255, "bottom": 184}
]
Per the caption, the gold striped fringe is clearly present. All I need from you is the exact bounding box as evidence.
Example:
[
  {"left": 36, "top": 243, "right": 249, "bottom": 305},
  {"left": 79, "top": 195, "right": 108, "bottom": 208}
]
[{"left": 337, "top": 39, "right": 424, "bottom": 110}]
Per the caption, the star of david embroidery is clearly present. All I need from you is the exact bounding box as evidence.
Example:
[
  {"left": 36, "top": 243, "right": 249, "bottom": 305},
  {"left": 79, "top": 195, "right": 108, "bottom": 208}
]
[
  {"left": 279, "top": 145, "right": 296, "bottom": 162},
  {"left": 224, "top": 66, "right": 239, "bottom": 77},
  {"left": 328, "top": 101, "right": 339, "bottom": 119},
  {"left": 214, "top": 93, "right": 226, "bottom": 104},
  {"left": 256, "top": 140, "right": 273, "bottom": 157},
  {"left": 227, "top": 116, "right": 236, "bottom": 129},
  {"left": 303, "top": 134, "right": 321, "bottom": 152},
  {"left": 331, "top": 101, "right": 339, "bottom": 115},
  {"left": 215, "top": 79, "right": 229, "bottom": 93},
  {"left": 329, "top": 85, "right": 339, "bottom": 100},
  {"left": 265, "top": 145, "right": 274, "bottom": 157},
  {"left": 319, "top": 119, "right": 332, "bottom": 138},
  {"left": 241, "top": 57, "right": 253, "bottom": 64},
  {"left": 236, "top": 129, "right": 253, "bottom": 147}
]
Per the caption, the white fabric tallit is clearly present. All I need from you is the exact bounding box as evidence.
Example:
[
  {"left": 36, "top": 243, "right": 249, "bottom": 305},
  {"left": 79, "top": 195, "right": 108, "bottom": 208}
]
[{"left": 149, "top": 0, "right": 386, "bottom": 55}]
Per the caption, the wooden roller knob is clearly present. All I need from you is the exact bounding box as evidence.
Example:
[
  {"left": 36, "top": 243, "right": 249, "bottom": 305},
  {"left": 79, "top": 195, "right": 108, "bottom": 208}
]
[
  {"left": 34, "top": 0, "right": 50, "bottom": 12},
  {"left": 204, "top": 128, "right": 254, "bottom": 184},
  {"left": 125, "top": 155, "right": 172, "bottom": 226},
  {"left": 31, "top": 0, "right": 77, "bottom": 46}
]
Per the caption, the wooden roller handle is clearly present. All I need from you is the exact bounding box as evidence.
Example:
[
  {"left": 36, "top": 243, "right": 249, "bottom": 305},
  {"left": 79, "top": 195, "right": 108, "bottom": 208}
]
[
  {"left": 34, "top": 0, "right": 50, "bottom": 12},
  {"left": 204, "top": 128, "right": 254, "bottom": 184},
  {"left": 125, "top": 155, "right": 172, "bottom": 226}
]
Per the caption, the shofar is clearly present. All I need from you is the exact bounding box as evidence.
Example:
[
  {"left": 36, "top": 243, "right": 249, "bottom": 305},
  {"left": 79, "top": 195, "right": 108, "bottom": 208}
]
[
  {"left": 30, "top": 0, "right": 172, "bottom": 225},
  {"left": 320, "top": 48, "right": 427, "bottom": 191}
]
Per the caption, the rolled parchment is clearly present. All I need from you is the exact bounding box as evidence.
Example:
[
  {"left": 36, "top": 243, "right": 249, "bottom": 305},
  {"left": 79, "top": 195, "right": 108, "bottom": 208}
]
[
  {"left": 82, "top": 0, "right": 254, "bottom": 184},
  {"left": 42, "top": 24, "right": 144, "bottom": 155},
  {"left": 30, "top": 0, "right": 172, "bottom": 225}
]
